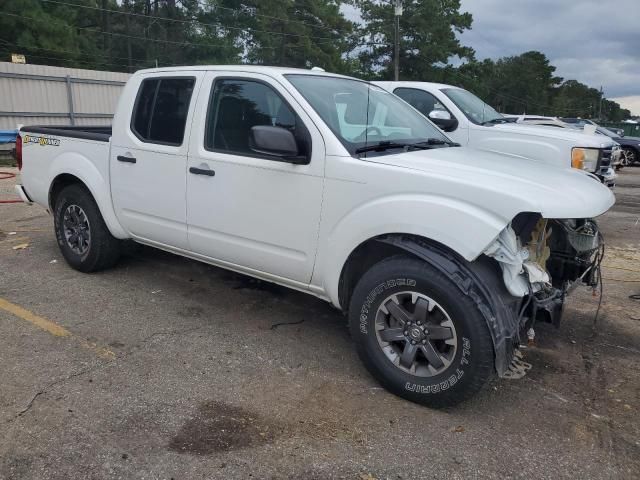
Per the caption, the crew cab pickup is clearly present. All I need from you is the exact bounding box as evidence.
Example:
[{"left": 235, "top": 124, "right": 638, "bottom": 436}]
[
  {"left": 375, "top": 81, "right": 617, "bottom": 186},
  {"left": 16, "top": 67, "right": 614, "bottom": 407}
]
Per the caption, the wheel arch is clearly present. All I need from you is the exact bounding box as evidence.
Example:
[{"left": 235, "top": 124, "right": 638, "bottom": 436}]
[
  {"left": 49, "top": 173, "right": 85, "bottom": 211},
  {"left": 48, "top": 156, "right": 128, "bottom": 240},
  {"left": 337, "top": 234, "right": 461, "bottom": 311}
]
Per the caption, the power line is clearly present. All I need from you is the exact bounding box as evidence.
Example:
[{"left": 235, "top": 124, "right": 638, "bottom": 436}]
[
  {"left": 4, "top": 11, "right": 251, "bottom": 51},
  {"left": 0, "top": 48, "right": 145, "bottom": 70},
  {"left": 5, "top": 11, "right": 372, "bottom": 54},
  {"left": 0, "top": 36, "right": 385, "bottom": 72},
  {"left": 190, "top": 0, "right": 357, "bottom": 35},
  {"left": 0, "top": 38, "right": 153, "bottom": 66},
  {"left": 3, "top": 8, "right": 597, "bottom": 115},
  {"left": 40, "top": 0, "right": 355, "bottom": 43}
]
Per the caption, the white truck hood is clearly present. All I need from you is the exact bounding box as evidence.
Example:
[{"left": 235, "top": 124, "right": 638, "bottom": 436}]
[
  {"left": 493, "top": 122, "right": 615, "bottom": 149},
  {"left": 371, "top": 146, "right": 615, "bottom": 220}
]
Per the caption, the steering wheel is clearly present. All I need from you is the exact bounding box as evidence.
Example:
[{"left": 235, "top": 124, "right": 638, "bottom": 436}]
[{"left": 354, "top": 126, "right": 382, "bottom": 143}]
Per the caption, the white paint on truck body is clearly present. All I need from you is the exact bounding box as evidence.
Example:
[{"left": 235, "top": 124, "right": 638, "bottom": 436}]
[{"left": 18, "top": 67, "right": 614, "bottom": 308}]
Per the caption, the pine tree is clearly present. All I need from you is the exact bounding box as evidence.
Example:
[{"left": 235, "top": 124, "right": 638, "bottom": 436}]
[{"left": 356, "top": 0, "right": 473, "bottom": 80}]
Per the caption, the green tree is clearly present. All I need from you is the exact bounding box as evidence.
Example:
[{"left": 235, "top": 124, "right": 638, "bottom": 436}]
[
  {"left": 356, "top": 0, "right": 473, "bottom": 80},
  {"left": 234, "top": 0, "right": 357, "bottom": 72},
  {"left": 0, "top": 0, "right": 108, "bottom": 69},
  {"left": 551, "top": 80, "right": 602, "bottom": 118},
  {"left": 109, "top": 0, "right": 242, "bottom": 71},
  {"left": 489, "top": 51, "right": 562, "bottom": 113},
  {"left": 0, "top": 0, "right": 632, "bottom": 122},
  {"left": 601, "top": 99, "right": 631, "bottom": 122}
]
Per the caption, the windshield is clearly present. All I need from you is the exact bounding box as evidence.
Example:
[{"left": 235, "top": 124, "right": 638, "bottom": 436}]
[
  {"left": 441, "top": 87, "right": 503, "bottom": 125},
  {"left": 286, "top": 75, "right": 450, "bottom": 155}
]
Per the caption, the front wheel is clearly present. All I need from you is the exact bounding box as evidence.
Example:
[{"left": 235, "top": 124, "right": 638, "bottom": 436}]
[
  {"left": 54, "top": 184, "right": 121, "bottom": 272},
  {"left": 349, "top": 255, "right": 495, "bottom": 408}
]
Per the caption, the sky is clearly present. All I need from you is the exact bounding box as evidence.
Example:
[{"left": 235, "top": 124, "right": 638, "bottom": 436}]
[
  {"left": 342, "top": 1, "right": 640, "bottom": 115},
  {"left": 458, "top": 0, "right": 640, "bottom": 115}
]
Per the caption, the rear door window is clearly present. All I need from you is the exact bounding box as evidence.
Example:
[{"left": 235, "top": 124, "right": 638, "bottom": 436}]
[
  {"left": 132, "top": 79, "right": 158, "bottom": 139},
  {"left": 131, "top": 77, "right": 195, "bottom": 146}
]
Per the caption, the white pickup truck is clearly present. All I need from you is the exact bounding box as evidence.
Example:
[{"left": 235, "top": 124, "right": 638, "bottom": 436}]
[
  {"left": 375, "top": 81, "right": 617, "bottom": 186},
  {"left": 16, "top": 66, "right": 614, "bottom": 407}
]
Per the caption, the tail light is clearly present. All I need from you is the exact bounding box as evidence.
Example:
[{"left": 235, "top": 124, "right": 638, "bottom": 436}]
[{"left": 15, "top": 134, "right": 22, "bottom": 170}]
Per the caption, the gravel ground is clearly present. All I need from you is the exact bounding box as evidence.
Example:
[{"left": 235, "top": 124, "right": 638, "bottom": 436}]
[{"left": 1, "top": 166, "right": 639, "bottom": 480}]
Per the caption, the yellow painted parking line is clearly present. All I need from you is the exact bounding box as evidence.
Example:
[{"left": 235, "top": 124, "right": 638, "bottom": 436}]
[
  {"left": 0, "top": 297, "right": 115, "bottom": 359},
  {"left": 0, "top": 297, "right": 70, "bottom": 337}
]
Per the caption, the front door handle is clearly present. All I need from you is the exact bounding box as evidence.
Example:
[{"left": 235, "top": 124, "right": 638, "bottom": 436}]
[
  {"left": 189, "top": 167, "right": 215, "bottom": 177},
  {"left": 117, "top": 155, "right": 136, "bottom": 163}
]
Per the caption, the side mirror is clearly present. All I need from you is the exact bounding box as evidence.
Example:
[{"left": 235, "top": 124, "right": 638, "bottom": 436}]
[
  {"left": 428, "top": 110, "right": 458, "bottom": 132},
  {"left": 249, "top": 125, "right": 308, "bottom": 164}
]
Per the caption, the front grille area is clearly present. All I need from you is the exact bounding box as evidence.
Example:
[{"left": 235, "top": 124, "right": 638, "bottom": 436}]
[{"left": 599, "top": 148, "right": 612, "bottom": 176}]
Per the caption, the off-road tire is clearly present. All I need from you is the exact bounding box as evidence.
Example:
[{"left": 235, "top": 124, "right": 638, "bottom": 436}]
[
  {"left": 349, "top": 255, "right": 495, "bottom": 408},
  {"left": 54, "top": 184, "right": 121, "bottom": 272}
]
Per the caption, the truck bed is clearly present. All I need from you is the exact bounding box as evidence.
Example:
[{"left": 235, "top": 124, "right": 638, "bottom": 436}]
[{"left": 20, "top": 125, "right": 112, "bottom": 142}]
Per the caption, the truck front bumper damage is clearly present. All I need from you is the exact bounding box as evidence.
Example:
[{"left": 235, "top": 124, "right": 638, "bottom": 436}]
[
  {"left": 484, "top": 216, "right": 603, "bottom": 375},
  {"left": 378, "top": 217, "right": 602, "bottom": 379},
  {"left": 483, "top": 226, "right": 550, "bottom": 298}
]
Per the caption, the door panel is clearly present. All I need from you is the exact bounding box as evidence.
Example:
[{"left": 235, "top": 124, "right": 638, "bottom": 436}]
[
  {"left": 111, "top": 74, "right": 202, "bottom": 249},
  {"left": 187, "top": 73, "right": 325, "bottom": 283},
  {"left": 110, "top": 145, "right": 190, "bottom": 248}
]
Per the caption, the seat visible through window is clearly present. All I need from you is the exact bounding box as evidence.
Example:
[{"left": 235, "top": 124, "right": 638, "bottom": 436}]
[{"left": 207, "top": 79, "right": 308, "bottom": 158}]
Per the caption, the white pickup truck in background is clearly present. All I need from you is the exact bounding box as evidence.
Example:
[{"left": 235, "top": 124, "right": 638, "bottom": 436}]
[
  {"left": 375, "top": 81, "right": 617, "bottom": 186},
  {"left": 15, "top": 67, "right": 614, "bottom": 407}
]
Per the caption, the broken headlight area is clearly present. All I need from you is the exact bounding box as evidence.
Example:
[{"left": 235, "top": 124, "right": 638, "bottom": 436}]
[
  {"left": 547, "top": 218, "right": 602, "bottom": 293},
  {"left": 485, "top": 213, "right": 603, "bottom": 331}
]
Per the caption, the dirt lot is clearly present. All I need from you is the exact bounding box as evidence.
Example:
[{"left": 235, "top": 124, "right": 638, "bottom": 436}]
[{"left": 1, "top": 166, "right": 639, "bottom": 480}]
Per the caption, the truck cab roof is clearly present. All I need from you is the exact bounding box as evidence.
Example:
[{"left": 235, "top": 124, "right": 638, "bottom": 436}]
[{"left": 134, "top": 65, "right": 352, "bottom": 79}]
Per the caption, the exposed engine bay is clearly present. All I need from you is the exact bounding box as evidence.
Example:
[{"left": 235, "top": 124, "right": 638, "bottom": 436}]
[{"left": 484, "top": 212, "right": 603, "bottom": 365}]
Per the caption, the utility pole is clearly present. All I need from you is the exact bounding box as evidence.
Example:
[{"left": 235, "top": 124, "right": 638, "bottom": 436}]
[
  {"left": 394, "top": 0, "right": 402, "bottom": 81},
  {"left": 598, "top": 85, "right": 603, "bottom": 120},
  {"left": 123, "top": 0, "right": 133, "bottom": 72}
]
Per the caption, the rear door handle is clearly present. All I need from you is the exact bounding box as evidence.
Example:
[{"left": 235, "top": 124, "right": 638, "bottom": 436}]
[
  {"left": 189, "top": 167, "right": 215, "bottom": 177},
  {"left": 117, "top": 155, "right": 136, "bottom": 163}
]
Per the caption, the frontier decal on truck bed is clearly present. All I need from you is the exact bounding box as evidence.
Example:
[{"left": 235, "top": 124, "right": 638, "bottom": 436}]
[{"left": 23, "top": 134, "right": 60, "bottom": 147}]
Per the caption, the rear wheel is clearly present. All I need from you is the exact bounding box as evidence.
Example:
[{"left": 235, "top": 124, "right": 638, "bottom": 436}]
[
  {"left": 349, "top": 255, "right": 495, "bottom": 407},
  {"left": 54, "top": 184, "right": 121, "bottom": 272}
]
